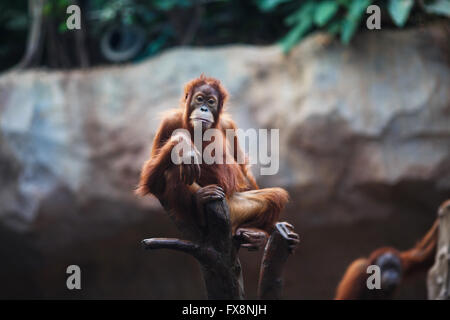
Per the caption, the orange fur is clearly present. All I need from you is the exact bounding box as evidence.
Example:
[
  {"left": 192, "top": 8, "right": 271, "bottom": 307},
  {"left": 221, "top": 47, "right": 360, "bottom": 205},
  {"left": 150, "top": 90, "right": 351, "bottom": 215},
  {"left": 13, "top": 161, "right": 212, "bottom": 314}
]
[
  {"left": 399, "top": 219, "right": 438, "bottom": 274},
  {"left": 335, "top": 258, "right": 368, "bottom": 300},
  {"left": 334, "top": 219, "right": 438, "bottom": 299},
  {"left": 136, "top": 75, "right": 288, "bottom": 234},
  {"left": 182, "top": 74, "right": 228, "bottom": 127}
]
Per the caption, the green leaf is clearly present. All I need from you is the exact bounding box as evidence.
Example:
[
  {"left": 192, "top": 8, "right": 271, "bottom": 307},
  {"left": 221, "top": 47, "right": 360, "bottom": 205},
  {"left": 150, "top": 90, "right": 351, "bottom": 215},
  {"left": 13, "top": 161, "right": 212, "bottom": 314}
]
[
  {"left": 327, "top": 19, "right": 342, "bottom": 35},
  {"left": 348, "top": 0, "right": 372, "bottom": 19},
  {"left": 422, "top": 0, "right": 450, "bottom": 17},
  {"left": 340, "top": 19, "right": 358, "bottom": 44},
  {"left": 5, "top": 15, "right": 28, "bottom": 30},
  {"left": 58, "top": 22, "right": 68, "bottom": 33},
  {"left": 388, "top": 0, "right": 414, "bottom": 27},
  {"left": 256, "top": 0, "right": 291, "bottom": 12},
  {"left": 279, "top": 15, "right": 313, "bottom": 53},
  {"left": 139, "top": 10, "right": 157, "bottom": 23},
  {"left": 43, "top": 3, "right": 53, "bottom": 16},
  {"left": 123, "top": 14, "right": 134, "bottom": 25},
  {"left": 154, "top": 0, "right": 178, "bottom": 11},
  {"left": 145, "top": 36, "right": 167, "bottom": 56},
  {"left": 340, "top": 0, "right": 372, "bottom": 44},
  {"left": 337, "top": 0, "right": 352, "bottom": 8},
  {"left": 314, "top": 1, "right": 339, "bottom": 27},
  {"left": 285, "top": 1, "right": 315, "bottom": 26},
  {"left": 177, "top": 0, "right": 194, "bottom": 8}
]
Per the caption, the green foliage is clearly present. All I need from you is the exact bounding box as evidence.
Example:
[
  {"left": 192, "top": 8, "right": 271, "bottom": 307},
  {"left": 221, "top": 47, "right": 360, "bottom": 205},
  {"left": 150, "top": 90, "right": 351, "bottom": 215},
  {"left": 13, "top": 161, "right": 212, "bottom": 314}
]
[
  {"left": 256, "top": 0, "right": 450, "bottom": 52},
  {"left": 43, "top": 0, "right": 72, "bottom": 16},
  {"left": 314, "top": 1, "right": 339, "bottom": 27},
  {"left": 0, "top": 2, "right": 28, "bottom": 30},
  {"left": 388, "top": 0, "right": 414, "bottom": 27},
  {"left": 257, "top": 0, "right": 291, "bottom": 12},
  {"left": 43, "top": 0, "right": 74, "bottom": 35},
  {"left": 0, "top": 0, "right": 448, "bottom": 70},
  {"left": 0, "top": 2, "right": 28, "bottom": 70},
  {"left": 422, "top": 0, "right": 450, "bottom": 16},
  {"left": 152, "top": 0, "right": 192, "bottom": 11},
  {"left": 276, "top": 0, "right": 375, "bottom": 51},
  {"left": 341, "top": 0, "right": 372, "bottom": 44},
  {"left": 280, "top": 1, "right": 315, "bottom": 52}
]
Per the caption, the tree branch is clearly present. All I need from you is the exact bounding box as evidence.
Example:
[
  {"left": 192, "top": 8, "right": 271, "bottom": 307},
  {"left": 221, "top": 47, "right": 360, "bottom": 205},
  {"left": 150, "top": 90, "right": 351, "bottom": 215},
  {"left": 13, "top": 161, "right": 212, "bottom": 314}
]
[
  {"left": 258, "top": 222, "right": 300, "bottom": 300},
  {"left": 141, "top": 199, "right": 243, "bottom": 299},
  {"left": 142, "top": 238, "right": 200, "bottom": 256}
]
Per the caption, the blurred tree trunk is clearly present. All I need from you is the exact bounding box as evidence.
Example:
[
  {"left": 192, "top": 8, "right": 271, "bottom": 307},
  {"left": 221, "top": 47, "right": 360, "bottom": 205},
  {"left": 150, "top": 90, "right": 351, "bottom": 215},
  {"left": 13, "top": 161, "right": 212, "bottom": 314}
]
[
  {"left": 73, "top": 0, "right": 89, "bottom": 68},
  {"left": 18, "top": 0, "right": 90, "bottom": 69},
  {"left": 17, "top": 0, "right": 46, "bottom": 69},
  {"left": 46, "top": 15, "right": 71, "bottom": 68},
  {"left": 180, "top": 2, "right": 203, "bottom": 46}
]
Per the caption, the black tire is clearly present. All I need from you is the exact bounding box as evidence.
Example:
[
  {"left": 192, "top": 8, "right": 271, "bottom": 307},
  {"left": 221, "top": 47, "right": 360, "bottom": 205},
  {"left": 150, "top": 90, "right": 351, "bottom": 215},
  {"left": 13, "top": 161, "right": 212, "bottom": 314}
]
[{"left": 100, "top": 24, "right": 145, "bottom": 62}]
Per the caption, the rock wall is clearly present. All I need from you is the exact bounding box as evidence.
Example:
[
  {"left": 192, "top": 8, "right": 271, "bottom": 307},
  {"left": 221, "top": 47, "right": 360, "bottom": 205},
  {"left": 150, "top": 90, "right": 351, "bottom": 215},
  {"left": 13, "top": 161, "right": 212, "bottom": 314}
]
[{"left": 0, "top": 24, "right": 449, "bottom": 299}]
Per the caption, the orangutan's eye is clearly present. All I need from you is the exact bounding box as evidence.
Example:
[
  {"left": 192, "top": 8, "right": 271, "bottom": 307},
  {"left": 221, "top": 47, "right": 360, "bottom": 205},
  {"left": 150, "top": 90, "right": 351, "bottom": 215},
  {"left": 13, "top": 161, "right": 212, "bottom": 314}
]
[
  {"left": 208, "top": 98, "right": 216, "bottom": 106},
  {"left": 196, "top": 95, "right": 204, "bottom": 103}
]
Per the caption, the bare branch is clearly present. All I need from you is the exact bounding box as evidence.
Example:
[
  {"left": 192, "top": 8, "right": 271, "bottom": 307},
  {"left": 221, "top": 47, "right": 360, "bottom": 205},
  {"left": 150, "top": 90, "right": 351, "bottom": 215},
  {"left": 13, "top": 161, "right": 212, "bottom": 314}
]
[
  {"left": 258, "top": 222, "right": 300, "bottom": 300},
  {"left": 141, "top": 199, "right": 244, "bottom": 299},
  {"left": 142, "top": 238, "right": 200, "bottom": 256}
]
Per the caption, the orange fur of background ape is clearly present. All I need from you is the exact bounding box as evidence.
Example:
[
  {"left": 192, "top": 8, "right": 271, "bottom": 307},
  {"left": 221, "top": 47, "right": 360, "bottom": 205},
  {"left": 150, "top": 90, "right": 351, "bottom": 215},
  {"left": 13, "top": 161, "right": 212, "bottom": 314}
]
[
  {"left": 136, "top": 75, "right": 288, "bottom": 248},
  {"left": 335, "top": 218, "right": 439, "bottom": 299}
]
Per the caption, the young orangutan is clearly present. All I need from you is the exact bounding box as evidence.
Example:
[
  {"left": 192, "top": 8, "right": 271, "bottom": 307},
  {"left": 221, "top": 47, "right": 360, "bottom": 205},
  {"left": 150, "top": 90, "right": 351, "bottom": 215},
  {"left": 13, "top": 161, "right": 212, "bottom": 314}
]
[{"left": 136, "top": 75, "right": 295, "bottom": 250}]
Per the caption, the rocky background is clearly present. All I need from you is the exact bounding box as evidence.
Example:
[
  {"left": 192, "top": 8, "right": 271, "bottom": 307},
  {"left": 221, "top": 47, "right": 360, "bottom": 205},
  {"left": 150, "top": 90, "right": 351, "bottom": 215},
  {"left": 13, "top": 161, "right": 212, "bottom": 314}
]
[{"left": 0, "top": 24, "right": 449, "bottom": 299}]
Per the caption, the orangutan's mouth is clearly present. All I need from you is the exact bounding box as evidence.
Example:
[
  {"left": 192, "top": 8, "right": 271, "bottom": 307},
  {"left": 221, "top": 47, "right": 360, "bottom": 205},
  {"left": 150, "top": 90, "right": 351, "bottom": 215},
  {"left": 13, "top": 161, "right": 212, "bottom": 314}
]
[{"left": 192, "top": 117, "right": 212, "bottom": 123}]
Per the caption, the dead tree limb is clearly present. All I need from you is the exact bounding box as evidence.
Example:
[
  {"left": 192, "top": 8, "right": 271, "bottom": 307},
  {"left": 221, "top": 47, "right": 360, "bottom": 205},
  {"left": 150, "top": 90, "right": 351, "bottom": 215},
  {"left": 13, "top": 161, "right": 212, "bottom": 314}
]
[
  {"left": 258, "top": 222, "right": 300, "bottom": 300},
  {"left": 142, "top": 199, "right": 243, "bottom": 299},
  {"left": 142, "top": 238, "right": 201, "bottom": 257},
  {"left": 143, "top": 196, "right": 299, "bottom": 300}
]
